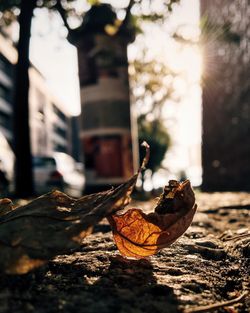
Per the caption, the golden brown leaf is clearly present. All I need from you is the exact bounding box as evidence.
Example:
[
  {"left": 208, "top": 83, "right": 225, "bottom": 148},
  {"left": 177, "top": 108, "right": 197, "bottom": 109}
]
[{"left": 108, "top": 180, "right": 197, "bottom": 258}]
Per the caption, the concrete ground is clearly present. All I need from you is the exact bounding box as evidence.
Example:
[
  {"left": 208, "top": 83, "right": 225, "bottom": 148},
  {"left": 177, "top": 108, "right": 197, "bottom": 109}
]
[{"left": 0, "top": 192, "right": 249, "bottom": 313}]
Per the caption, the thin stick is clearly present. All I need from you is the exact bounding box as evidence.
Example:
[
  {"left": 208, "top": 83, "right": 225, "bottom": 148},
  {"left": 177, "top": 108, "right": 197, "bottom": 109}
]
[
  {"left": 140, "top": 141, "right": 150, "bottom": 170},
  {"left": 223, "top": 233, "right": 250, "bottom": 242},
  {"left": 184, "top": 291, "right": 248, "bottom": 313}
]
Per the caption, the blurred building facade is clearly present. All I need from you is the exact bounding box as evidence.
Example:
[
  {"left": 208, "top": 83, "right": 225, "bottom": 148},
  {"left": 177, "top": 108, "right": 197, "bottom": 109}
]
[
  {"left": 0, "top": 32, "right": 15, "bottom": 143},
  {"left": 0, "top": 30, "right": 75, "bottom": 158},
  {"left": 70, "top": 4, "right": 138, "bottom": 191},
  {"left": 201, "top": 0, "right": 250, "bottom": 191},
  {"left": 29, "top": 66, "right": 72, "bottom": 156}
]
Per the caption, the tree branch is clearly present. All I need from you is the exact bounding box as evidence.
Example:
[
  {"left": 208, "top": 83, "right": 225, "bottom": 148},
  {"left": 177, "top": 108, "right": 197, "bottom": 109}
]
[
  {"left": 120, "top": 0, "right": 135, "bottom": 30},
  {"left": 55, "top": 0, "right": 72, "bottom": 33}
]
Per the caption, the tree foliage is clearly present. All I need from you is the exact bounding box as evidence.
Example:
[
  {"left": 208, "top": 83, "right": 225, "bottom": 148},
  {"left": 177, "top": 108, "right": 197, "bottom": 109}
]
[
  {"left": 0, "top": 0, "right": 181, "bottom": 33},
  {"left": 138, "top": 116, "right": 170, "bottom": 174},
  {"left": 130, "top": 51, "right": 174, "bottom": 176}
]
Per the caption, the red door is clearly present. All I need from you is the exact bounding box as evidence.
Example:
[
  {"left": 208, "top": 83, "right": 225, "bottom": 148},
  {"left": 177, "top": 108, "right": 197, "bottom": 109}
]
[{"left": 95, "top": 137, "right": 123, "bottom": 177}]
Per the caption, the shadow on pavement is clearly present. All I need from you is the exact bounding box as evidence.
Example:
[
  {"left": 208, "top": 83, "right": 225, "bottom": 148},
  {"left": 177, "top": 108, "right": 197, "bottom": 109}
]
[{"left": 1, "top": 255, "right": 179, "bottom": 313}]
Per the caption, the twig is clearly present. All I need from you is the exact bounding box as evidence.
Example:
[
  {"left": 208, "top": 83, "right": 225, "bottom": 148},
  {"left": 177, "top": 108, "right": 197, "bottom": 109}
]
[
  {"left": 140, "top": 141, "right": 150, "bottom": 170},
  {"left": 184, "top": 291, "right": 248, "bottom": 313},
  {"left": 119, "top": 0, "right": 135, "bottom": 30},
  {"left": 223, "top": 233, "right": 250, "bottom": 242},
  {"left": 55, "top": 0, "right": 72, "bottom": 33}
]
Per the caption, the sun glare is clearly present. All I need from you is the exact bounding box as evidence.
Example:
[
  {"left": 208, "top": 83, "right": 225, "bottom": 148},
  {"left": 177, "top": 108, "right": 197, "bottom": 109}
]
[
  {"left": 168, "top": 44, "right": 203, "bottom": 96},
  {"left": 182, "top": 46, "right": 203, "bottom": 82}
]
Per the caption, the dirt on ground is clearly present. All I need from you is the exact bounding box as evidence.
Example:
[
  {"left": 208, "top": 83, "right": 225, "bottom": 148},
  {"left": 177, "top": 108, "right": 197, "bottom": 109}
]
[{"left": 0, "top": 192, "right": 249, "bottom": 313}]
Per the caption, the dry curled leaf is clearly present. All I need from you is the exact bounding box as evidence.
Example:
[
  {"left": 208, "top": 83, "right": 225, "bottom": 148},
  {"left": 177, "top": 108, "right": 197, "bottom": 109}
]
[
  {"left": 0, "top": 175, "right": 136, "bottom": 275},
  {"left": 108, "top": 180, "right": 197, "bottom": 258}
]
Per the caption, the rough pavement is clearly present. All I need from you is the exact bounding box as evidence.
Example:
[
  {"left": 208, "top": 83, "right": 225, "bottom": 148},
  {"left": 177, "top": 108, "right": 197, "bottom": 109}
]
[{"left": 0, "top": 192, "right": 249, "bottom": 313}]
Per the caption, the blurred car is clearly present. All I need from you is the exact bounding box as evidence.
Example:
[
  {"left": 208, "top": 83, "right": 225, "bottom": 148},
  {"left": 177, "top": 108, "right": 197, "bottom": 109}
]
[{"left": 33, "top": 152, "right": 85, "bottom": 197}]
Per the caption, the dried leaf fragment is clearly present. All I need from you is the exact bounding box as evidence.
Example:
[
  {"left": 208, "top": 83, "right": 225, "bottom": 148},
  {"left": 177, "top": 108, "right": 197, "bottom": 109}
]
[
  {"left": 0, "top": 175, "right": 136, "bottom": 275},
  {"left": 0, "top": 198, "right": 14, "bottom": 217},
  {"left": 108, "top": 180, "right": 197, "bottom": 258}
]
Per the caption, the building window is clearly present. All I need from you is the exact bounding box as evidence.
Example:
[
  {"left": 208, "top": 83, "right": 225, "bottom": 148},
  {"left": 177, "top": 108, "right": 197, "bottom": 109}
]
[
  {"left": 54, "top": 143, "right": 66, "bottom": 153},
  {"left": 0, "top": 83, "right": 12, "bottom": 103},
  {"left": 53, "top": 125, "right": 67, "bottom": 138},
  {"left": 0, "top": 110, "right": 11, "bottom": 130},
  {"left": 0, "top": 54, "right": 14, "bottom": 80},
  {"left": 53, "top": 104, "right": 67, "bottom": 123}
]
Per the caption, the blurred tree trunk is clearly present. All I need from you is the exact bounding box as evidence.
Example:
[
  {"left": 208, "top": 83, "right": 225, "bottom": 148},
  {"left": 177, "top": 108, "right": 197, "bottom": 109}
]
[{"left": 13, "top": 0, "right": 36, "bottom": 197}]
